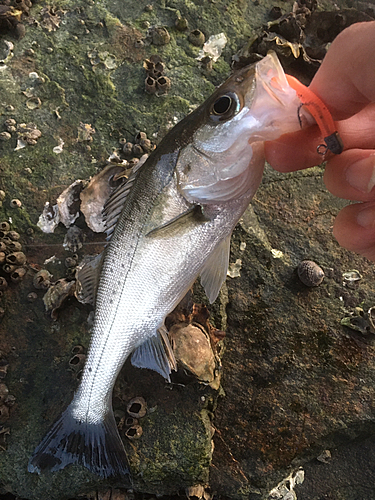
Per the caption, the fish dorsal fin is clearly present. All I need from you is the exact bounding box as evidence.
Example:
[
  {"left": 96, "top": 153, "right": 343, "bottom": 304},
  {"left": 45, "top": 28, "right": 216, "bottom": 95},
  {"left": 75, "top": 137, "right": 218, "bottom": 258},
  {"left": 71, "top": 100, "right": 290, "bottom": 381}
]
[
  {"left": 102, "top": 160, "right": 144, "bottom": 240},
  {"left": 146, "top": 205, "right": 209, "bottom": 238},
  {"left": 75, "top": 253, "right": 103, "bottom": 306},
  {"left": 200, "top": 234, "right": 231, "bottom": 303},
  {"left": 131, "top": 326, "right": 176, "bottom": 382}
]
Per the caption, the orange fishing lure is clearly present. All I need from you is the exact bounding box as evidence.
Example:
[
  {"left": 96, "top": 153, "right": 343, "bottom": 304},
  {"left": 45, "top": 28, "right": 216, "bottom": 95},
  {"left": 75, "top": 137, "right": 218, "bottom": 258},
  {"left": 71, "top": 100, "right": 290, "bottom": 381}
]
[{"left": 285, "top": 74, "right": 344, "bottom": 155}]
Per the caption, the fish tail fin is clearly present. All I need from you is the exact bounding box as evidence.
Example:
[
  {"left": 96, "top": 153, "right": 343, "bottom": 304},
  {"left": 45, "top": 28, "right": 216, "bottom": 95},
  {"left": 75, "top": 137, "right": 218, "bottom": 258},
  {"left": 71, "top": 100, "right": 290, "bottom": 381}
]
[{"left": 28, "top": 405, "right": 129, "bottom": 478}]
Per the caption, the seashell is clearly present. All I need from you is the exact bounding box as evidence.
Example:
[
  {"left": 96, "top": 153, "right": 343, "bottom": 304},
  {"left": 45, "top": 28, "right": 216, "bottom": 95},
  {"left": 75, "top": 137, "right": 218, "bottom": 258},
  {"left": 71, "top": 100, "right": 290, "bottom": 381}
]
[
  {"left": 126, "top": 396, "right": 147, "bottom": 418},
  {"left": 0, "top": 277, "right": 7, "bottom": 290},
  {"left": 0, "top": 384, "right": 8, "bottom": 404},
  {"left": 125, "top": 416, "right": 138, "bottom": 427},
  {"left": 4, "top": 394, "right": 15, "bottom": 407},
  {"left": 27, "top": 291, "right": 37, "bottom": 302},
  {"left": 0, "top": 132, "right": 11, "bottom": 141},
  {"left": 139, "top": 138, "right": 152, "bottom": 153},
  {"left": 189, "top": 29, "right": 205, "bottom": 46},
  {"left": 26, "top": 96, "right": 42, "bottom": 110},
  {"left": 69, "top": 353, "right": 86, "bottom": 372},
  {"left": 135, "top": 131, "right": 147, "bottom": 143},
  {"left": 145, "top": 75, "right": 157, "bottom": 94},
  {"left": 156, "top": 75, "right": 171, "bottom": 94},
  {"left": 342, "top": 270, "right": 362, "bottom": 282},
  {"left": 10, "top": 266, "right": 26, "bottom": 283},
  {"left": 0, "top": 404, "right": 9, "bottom": 424},
  {"left": 56, "top": 180, "right": 86, "bottom": 229},
  {"left": 169, "top": 323, "right": 217, "bottom": 385},
  {"left": 151, "top": 26, "right": 170, "bottom": 46},
  {"left": 42, "top": 278, "right": 76, "bottom": 319},
  {"left": 2, "top": 264, "right": 16, "bottom": 274},
  {"left": 10, "top": 199, "right": 22, "bottom": 209},
  {"left": 125, "top": 424, "right": 143, "bottom": 440},
  {"left": 132, "top": 144, "right": 143, "bottom": 156},
  {"left": 71, "top": 345, "right": 85, "bottom": 355},
  {"left": 0, "top": 359, "right": 8, "bottom": 379},
  {"left": 175, "top": 16, "right": 188, "bottom": 31},
  {"left": 6, "top": 241, "right": 22, "bottom": 252},
  {"left": 7, "top": 231, "right": 20, "bottom": 241},
  {"left": 65, "top": 256, "right": 77, "bottom": 268},
  {"left": 6, "top": 251, "right": 26, "bottom": 266},
  {"left": 297, "top": 260, "right": 324, "bottom": 287},
  {"left": 63, "top": 225, "right": 84, "bottom": 252},
  {"left": 122, "top": 142, "right": 133, "bottom": 155},
  {"left": 33, "top": 269, "right": 52, "bottom": 289},
  {"left": 4, "top": 119, "right": 16, "bottom": 131},
  {"left": 80, "top": 164, "right": 127, "bottom": 233}
]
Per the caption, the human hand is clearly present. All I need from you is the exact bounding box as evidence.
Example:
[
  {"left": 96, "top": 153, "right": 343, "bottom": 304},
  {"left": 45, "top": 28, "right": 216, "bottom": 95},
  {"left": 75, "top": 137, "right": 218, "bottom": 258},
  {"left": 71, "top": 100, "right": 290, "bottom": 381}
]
[{"left": 264, "top": 21, "right": 375, "bottom": 260}]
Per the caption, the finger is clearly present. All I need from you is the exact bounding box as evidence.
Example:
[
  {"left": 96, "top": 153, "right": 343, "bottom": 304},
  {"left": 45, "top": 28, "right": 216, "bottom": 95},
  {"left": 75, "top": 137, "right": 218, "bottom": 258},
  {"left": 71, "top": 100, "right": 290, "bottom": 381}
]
[
  {"left": 335, "top": 103, "right": 375, "bottom": 150},
  {"left": 265, "top": 103, "right": 375, "bottom": 173},
  {"left": 310, "top": 21, "right": 375, "bottom": 120},
  {"left": 324, "top": 149, "right": 375, "bottom": 201},
  {"left": 333, "top": 201, "right": 375, "bottom": 261},
  {"left": 264, "top": 125, "right": 322, "bottom": 172}
]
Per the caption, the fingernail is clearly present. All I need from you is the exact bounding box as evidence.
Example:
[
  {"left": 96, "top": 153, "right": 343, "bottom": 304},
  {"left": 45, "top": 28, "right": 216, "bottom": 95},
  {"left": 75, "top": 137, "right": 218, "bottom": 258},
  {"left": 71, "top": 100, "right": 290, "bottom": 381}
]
[
  {"left": 357, "top": 205, "right": 375, "bottom": 229},
  {"left": 346, "top": 155, "right": 375, "bottom": 193}
]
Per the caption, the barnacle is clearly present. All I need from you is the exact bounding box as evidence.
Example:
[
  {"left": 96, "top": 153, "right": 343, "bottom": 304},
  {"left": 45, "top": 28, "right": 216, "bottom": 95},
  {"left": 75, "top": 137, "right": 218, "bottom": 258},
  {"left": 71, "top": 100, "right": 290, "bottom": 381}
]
[
  {"left": 0, "top": 359, "right": 8, "bottom": 380},
  {"left": 156, "top": 76, "right": 171, "bottom": 95},
  {"left": 69, "top": 353, "right": 86, "bottom": 373},
  {"left": 126, "top": 396, "right": 147, "bottom": 418},
  {"left": 175, "top": 16, "right": 188, "bottom": 31},
  {"left": 33, "top": 269, "right": 52, "bottom": 289},
  {"left": 10, "top": 266, "right": 26, "bottom": 283},
  {"left": 150, "top": 26, "right": 170, "bottom": 46},
  {"left": 0, "top": 252, "right": 5, "bottom": 265},
  {"left": 189, "top": 29, "right": 205, "bottom": 46},
  {"left": 0, "top": 132, "right": 11, "bottom": 141},
  {"left": 6, "top": 251, "right": 26, "bottom": 266},
  {"left": 10, "top": 199, "right": 21, "bottom": 208},
  {"left": 0, "top": 277, "right": 7, "bottom": 291},
  {"left": 7, "top": 231, "right": 20, "bottom": 241},
  {"left": 42, "top": 278, "right": 76, "bottom": 319},
  {"left": 125, "top": 424, "right": 143, "bottom": 440},
  {"left": 145, "top": 75, "right": 157, "bottom": 94},
  {"left": 63, "top": 225, "right": 84, "bottom": 252}
]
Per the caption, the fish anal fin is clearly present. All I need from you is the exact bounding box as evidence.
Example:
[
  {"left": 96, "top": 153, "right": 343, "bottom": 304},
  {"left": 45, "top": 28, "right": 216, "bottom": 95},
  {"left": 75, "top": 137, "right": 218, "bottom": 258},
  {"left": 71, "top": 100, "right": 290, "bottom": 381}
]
[
  {"left": 75, "top": 253, "right": 103, "bottom": 306},
  {"left": 146, "top": 205, "right": 209, "bottom": 238},
  {"left": 131, "top": 326, "right": 176, "bottom": 381},
  {"left": 28, "top": 405, "right": 129, "bottom": 478},
  {"left": 200, "top": 234, "right": 231, "bottom": 303}
]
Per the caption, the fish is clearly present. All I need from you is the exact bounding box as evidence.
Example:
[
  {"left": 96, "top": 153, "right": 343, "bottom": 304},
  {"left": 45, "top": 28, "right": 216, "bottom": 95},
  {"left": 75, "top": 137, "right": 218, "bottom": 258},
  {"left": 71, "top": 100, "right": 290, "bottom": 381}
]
[{"left": 28, "top": 52, "right": 306, "bottom": 478}]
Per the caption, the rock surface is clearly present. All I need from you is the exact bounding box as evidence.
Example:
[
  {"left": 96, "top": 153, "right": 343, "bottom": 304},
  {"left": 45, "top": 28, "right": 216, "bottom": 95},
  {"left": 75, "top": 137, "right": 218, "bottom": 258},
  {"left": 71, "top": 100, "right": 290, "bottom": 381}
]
[{"left": 0, "top": 0, "right": 375, "bottom": 499}]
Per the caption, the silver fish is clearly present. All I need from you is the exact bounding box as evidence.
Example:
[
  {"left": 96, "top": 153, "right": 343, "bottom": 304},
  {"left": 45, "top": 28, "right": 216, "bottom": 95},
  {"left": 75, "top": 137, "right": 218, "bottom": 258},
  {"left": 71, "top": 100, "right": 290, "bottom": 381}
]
[{"left": 28, "top": 53, "right": 303, "bottom": 478}]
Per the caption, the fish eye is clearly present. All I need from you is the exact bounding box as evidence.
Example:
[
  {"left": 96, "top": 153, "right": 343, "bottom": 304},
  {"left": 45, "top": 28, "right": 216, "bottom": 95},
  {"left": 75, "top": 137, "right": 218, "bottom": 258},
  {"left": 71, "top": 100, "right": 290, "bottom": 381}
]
[{"left": 210, "top": 92, "right": 240, "bottom": 122}]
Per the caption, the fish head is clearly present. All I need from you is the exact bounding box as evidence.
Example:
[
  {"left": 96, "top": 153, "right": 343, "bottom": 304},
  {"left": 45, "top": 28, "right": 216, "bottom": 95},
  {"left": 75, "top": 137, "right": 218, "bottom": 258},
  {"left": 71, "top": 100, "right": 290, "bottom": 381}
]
[{"left": 175, "top": 52, "right": 307, "bottom": 204}]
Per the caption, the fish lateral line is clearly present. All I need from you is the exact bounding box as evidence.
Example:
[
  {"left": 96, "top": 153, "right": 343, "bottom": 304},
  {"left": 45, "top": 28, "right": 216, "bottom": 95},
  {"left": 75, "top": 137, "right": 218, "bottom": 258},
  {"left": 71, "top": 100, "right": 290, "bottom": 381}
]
[{"left": 285, "top": 74, "right": 344, "bottom": 155}]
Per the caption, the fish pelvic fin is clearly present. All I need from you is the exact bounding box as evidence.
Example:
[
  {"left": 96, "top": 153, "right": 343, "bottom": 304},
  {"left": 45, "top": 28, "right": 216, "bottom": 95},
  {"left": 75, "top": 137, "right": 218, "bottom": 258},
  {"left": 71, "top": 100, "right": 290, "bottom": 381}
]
[{"left": 28, "top": 405, "right": 129, "bottom": 478}]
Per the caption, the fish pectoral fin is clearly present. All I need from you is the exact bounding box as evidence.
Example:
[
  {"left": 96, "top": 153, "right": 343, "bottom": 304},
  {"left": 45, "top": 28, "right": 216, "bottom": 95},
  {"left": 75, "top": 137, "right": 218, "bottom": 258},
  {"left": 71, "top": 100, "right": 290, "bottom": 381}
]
[
  {"left": 75, "top": 253, "right": 103, "bottom": 306},
  {"left": 145, "top": 205, "right": 209, "bottom": 238},
  {"left": 131, "top": 326, "right": 176, "bottom": 381},
  {"left": 200, "top": 234, "right": 231, "bottom": 303}
]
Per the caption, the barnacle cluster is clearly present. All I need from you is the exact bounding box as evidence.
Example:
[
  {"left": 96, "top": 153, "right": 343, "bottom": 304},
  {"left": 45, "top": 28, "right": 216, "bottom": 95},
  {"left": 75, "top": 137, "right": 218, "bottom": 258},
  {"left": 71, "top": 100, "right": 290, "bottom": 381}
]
[
  {"left": 0, "top": 222, "right": 27, "bottom": 286},
  {"left": 143, "top": 54, "right": 171, "bottom": 95},
  {"left": 117, "top": 396, "right": 147, "bottom": 441},
  {"left": 11, "top": 122, "right": 42, "bottom": 150},
  {"left": 121, "top": 131, "right": 155, "bottom": 159}
]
